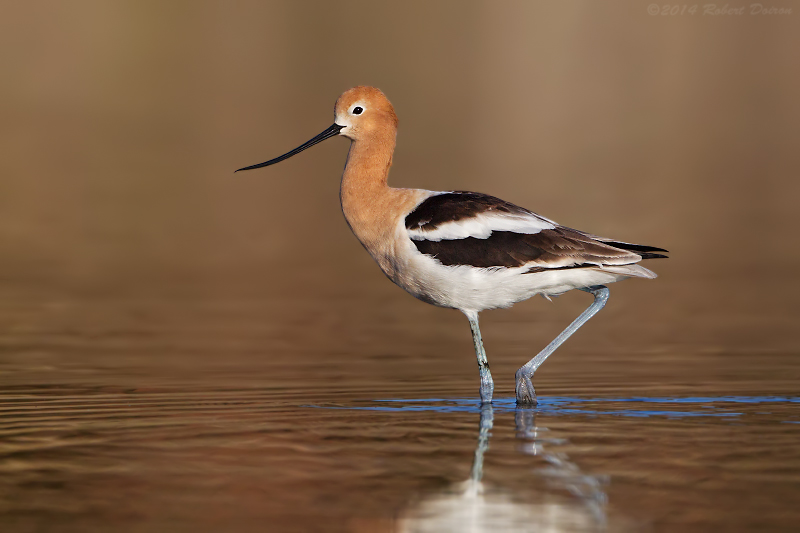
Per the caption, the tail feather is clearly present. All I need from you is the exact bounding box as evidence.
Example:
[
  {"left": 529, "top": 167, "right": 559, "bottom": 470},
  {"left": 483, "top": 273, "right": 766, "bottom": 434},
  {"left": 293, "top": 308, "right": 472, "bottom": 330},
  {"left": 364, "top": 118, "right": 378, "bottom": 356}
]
[
  {"left": 636, "top": 252, "right": 669, "bottom": 260},
  {"left": 594, "top": 239, "right": 668, "bottom": 260},
  {"left": 597, "top": 263, "right": 658, "bottom": 279}
]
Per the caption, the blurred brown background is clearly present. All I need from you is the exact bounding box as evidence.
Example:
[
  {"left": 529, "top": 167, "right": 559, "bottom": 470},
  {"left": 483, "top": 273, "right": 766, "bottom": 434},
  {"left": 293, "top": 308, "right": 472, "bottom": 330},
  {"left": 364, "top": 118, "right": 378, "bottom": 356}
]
[{"left": 0, "top": 1, "right": 798, "bottom": 391}]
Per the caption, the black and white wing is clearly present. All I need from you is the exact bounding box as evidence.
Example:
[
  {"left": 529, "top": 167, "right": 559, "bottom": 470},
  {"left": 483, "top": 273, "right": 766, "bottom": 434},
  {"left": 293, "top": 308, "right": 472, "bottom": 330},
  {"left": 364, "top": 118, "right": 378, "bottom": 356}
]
[{"left": 404, "top": 192, "right": 667, "bottom": 271}]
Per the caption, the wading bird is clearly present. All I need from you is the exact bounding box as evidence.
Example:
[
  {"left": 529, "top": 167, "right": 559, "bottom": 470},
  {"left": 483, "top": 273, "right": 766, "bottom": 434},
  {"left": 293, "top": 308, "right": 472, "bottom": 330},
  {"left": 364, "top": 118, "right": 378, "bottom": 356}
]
[{"left": 237, "top": 86, "right": 667, "bottom": 405}]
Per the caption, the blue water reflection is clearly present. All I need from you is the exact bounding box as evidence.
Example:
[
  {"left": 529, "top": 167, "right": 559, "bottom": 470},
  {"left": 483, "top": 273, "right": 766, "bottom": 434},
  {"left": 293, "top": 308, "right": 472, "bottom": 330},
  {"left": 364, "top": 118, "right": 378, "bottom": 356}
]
[{"left": 315, "top": 396, "right": 800, "bottom": 419}]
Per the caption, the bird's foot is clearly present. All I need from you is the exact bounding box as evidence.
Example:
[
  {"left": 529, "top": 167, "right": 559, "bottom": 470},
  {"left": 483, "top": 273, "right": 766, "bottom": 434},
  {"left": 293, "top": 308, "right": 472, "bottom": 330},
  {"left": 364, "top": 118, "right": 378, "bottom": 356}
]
[
  {"left": 515, "top": 369, "right": 537, "bottom": 406},
  {"left": 477, "top": 364, "right": 494, "bottom": 404},
  {"left": 479, "top": 374, "right": 494, "bottom": 404}
]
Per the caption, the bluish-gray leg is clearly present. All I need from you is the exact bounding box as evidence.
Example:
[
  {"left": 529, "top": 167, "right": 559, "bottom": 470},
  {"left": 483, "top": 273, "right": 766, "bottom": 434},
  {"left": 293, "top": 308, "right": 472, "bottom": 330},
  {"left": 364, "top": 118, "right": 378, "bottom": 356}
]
[
  {"left": 465, "top": 311, "right": 494, "bottom": 404},
  {"left": 516, "top": 285, "right": 610, "bottom": 405}
]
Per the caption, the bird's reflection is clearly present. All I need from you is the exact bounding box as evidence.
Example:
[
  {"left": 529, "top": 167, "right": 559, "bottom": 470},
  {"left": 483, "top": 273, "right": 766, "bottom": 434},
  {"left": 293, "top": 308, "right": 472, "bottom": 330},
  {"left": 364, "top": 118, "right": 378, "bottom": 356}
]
[
  {"left": 398, "top": 405, "right": 608, "bottom": 532},
  {"left": 515, "top": 408, "right": 608, "bottom": 523}
]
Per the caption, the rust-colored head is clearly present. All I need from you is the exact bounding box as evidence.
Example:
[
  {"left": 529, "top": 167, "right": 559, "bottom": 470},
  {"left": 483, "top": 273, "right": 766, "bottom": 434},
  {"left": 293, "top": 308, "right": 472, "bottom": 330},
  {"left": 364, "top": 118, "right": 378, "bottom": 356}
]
[
  {"left": 235, "top": 86, "right": 397, "bottom": 173},
  {"left": 334, "top": 86, "right": 398, "bottom": 141}
]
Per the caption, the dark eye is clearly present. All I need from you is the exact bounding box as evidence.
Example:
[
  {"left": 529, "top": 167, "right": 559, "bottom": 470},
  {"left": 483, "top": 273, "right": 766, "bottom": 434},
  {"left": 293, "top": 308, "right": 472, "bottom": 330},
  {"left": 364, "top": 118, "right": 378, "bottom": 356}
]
[{"left": 352, "top": 106, "right": 363, "bottom": 115}]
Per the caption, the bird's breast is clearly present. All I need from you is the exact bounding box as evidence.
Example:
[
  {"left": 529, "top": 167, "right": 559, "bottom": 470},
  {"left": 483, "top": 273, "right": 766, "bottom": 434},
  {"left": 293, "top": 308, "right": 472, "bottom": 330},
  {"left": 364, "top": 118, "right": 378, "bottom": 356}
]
[{"left": 340, "top": 186, "right": 430, "bottom": 280}]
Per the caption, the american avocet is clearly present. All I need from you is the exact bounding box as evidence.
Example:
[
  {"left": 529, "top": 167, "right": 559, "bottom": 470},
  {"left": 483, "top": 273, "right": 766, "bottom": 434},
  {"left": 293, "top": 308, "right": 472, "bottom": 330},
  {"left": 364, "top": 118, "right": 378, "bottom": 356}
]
[{"left": 237, "top": 86, "right": 667, "bottom": 405}]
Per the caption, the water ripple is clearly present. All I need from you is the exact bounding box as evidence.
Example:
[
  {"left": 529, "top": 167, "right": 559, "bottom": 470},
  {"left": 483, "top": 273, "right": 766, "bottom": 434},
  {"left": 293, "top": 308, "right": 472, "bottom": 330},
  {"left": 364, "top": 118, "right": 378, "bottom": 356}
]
[{"left": 313, "top": 395, "right": 800, "bottom": 420}]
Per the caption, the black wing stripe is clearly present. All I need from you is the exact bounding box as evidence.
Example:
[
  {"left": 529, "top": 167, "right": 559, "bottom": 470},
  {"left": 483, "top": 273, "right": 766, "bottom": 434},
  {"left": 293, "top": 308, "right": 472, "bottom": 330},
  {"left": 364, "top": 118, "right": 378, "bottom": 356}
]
[
  {"left": 412, "top": 227, "right": 645, "bottom": 269},
  {"left": 405, "top": 192, "right": 534, "bottom": 231}
]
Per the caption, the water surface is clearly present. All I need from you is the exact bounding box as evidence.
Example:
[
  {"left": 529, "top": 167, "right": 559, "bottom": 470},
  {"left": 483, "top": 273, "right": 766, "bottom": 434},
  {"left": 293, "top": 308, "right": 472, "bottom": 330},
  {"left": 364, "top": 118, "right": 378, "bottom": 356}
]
[{"left": 1, "top": 295, "right": 799, "bottom": 532}]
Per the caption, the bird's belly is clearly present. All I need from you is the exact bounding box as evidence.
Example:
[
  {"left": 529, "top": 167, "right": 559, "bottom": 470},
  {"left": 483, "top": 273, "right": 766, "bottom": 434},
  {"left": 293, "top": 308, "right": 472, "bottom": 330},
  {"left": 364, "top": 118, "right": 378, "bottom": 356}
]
[
  {"left": 394, "top": 257, "right": 536, "bottom": 311},
  {"left": 390, "top": 244, "right": 629, "bottom": 313},
  {"left": 380, "top": 240, "right": 531, "bottom": 311}
]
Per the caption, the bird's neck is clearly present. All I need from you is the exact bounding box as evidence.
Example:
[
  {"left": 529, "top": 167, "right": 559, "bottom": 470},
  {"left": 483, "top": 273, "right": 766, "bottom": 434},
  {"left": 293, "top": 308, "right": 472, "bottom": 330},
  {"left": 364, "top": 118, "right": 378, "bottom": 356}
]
[
  {"left": 340, "top": 132, "right": 395, "bottom": 197},
  {"left": 338, "top": 130, "right": 422, "bottom": 272},
  {"left": 340, "top": 132, "right": 397, "bottom": 227}
]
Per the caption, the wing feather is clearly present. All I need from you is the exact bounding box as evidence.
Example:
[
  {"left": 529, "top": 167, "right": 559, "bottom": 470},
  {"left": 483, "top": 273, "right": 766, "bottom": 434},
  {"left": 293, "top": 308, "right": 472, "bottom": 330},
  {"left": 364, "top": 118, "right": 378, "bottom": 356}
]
[{"left": 405, "top": 192, "right": 668, "bottom": 270}]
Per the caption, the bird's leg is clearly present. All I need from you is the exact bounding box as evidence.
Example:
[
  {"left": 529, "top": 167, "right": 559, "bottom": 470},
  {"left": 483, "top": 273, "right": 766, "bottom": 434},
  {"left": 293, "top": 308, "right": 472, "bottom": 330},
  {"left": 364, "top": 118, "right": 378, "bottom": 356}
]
[
  {"left": 516, "top": 285, "right": 610, "bottom": 405},
  {"left": 465, "top": 311, "right": 494, "bottom": 404}
]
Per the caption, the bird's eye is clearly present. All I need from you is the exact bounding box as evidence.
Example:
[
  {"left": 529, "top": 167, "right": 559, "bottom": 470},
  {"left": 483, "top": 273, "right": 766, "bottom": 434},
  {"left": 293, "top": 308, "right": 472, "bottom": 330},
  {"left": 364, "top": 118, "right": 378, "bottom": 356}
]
[{"left": 352, "top": 106, "right": 363, "bottom": 115}]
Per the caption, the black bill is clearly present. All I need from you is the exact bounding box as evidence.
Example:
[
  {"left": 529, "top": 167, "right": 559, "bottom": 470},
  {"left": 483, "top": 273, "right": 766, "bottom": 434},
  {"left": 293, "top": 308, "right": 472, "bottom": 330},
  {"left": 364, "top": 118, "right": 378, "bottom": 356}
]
[{"left": 235, "top": 123, "right": 345, "bottom": 172}]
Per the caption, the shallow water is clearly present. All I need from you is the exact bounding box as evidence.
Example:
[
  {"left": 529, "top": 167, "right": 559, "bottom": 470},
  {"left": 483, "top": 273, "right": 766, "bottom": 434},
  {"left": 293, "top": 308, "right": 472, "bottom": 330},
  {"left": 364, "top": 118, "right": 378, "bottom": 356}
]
[
  {"left": 2, "top": 385, "right": 799, "bottom": 532},
  {"left": 1, "top": 291, "right": 799, "bottom": 533}
]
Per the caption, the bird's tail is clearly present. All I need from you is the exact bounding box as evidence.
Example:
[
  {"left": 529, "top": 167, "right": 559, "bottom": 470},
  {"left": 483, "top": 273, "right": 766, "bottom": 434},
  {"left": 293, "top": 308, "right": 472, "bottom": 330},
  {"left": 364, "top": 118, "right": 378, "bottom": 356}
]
[
  {"left": 594, "top": 239, "right": 669, "bottom": 260},
  {"left": 597, "top": 264, "right": 658, "bottom": 279}
]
